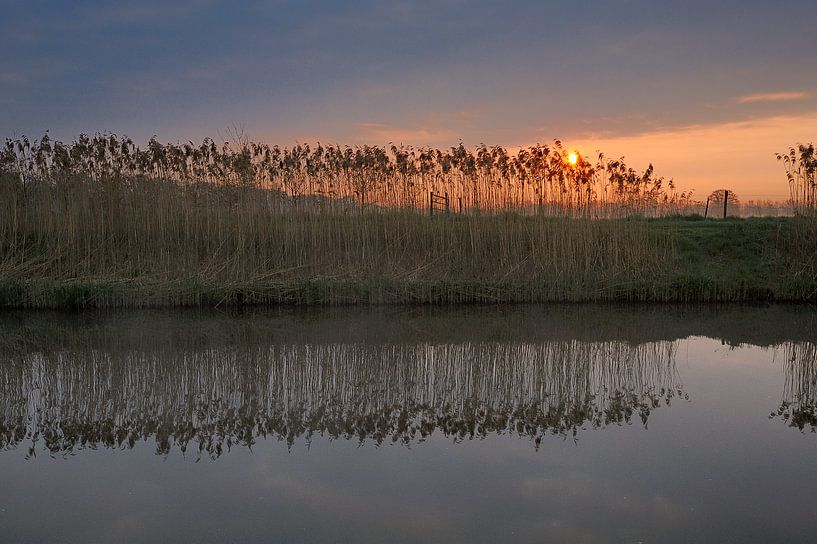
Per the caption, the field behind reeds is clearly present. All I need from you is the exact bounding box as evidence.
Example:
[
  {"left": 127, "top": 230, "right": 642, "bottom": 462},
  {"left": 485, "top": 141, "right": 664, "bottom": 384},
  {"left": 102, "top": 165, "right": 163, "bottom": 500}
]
[{"left": 1, "top": 134, "right": 816, "bottom": 308}]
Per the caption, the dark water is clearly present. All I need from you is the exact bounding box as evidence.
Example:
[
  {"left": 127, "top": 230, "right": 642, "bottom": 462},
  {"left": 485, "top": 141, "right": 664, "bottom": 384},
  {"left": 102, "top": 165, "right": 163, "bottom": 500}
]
[{"left": 1, "top": 305, "right": 816, "bottom": 543}]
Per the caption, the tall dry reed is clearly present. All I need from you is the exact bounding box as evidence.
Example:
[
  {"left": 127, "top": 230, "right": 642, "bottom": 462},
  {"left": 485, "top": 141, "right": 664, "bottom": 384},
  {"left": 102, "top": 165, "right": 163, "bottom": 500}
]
[
  {"left": 777, "top": 143, "right": 817, "bottom": 215},
  {"left": 0, "top": 167, "right": 674, "bottom": 306},
  {"left": 2, "top": 133, "right": 693, "bottom": 216}
]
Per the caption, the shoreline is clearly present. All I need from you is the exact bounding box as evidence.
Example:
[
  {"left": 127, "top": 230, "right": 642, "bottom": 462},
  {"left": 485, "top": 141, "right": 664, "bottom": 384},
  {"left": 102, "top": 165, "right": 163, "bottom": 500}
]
[{"left": 2, "top": 275, "right": 816, "bottom": 309}]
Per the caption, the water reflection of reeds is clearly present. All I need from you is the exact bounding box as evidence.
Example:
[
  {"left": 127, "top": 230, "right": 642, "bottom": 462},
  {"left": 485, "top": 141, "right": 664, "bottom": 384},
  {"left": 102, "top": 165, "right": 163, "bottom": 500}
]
[
  {"left": 773, "top": 342, "right": 817, "bottom": 432},
  {"left": 1, "top": 340, "right": 683, "bottom": 458}
]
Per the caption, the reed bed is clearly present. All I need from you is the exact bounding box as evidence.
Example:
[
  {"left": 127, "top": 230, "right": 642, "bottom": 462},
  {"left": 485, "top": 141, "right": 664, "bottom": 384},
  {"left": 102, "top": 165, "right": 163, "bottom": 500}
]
[
  {"left": 777, "top": 143, "right": 817, "bottom": 215},
  {"left": 1, "top": 134, "right": 815, "bottom": 307},
  {"left": 0, "top": 166, "right": 674, "bottom": 307},
  {"left": 2, "top": 133, "right": 692, "bottom": 215}
]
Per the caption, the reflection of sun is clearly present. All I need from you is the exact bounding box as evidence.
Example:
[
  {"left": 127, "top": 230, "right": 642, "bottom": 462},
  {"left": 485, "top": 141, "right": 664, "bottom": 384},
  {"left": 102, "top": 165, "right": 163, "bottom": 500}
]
[{"left": 568, "top": 152, "right": 578, "bottom": 165}]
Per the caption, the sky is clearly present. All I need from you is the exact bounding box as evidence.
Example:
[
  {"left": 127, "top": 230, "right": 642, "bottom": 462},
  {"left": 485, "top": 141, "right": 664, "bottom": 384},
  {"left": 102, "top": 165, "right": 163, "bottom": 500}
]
[{"left": 2, "top": 0, "right": 817, "bottom": 200}]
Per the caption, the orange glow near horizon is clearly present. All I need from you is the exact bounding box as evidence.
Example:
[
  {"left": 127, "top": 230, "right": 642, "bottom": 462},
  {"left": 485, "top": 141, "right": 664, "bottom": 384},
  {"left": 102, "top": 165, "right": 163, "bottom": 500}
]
[
  {"left": 255, "top": 111, "right": 817, "bottom": 204},
  {"left": 567, "top": 112, "right": 817, "bottom": 203}
]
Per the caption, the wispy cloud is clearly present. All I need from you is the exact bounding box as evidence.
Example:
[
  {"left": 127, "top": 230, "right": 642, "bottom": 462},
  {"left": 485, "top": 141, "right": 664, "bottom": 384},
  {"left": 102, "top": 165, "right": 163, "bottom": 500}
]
[
  {"left": 737, "top": 91, "right": 807, "bottom": 104},
  {"left": 356, "top": 122, "right": 456, "bottom": 146},
  {"left": 0, "top": 71, "right": 26, "bottom": 84}
]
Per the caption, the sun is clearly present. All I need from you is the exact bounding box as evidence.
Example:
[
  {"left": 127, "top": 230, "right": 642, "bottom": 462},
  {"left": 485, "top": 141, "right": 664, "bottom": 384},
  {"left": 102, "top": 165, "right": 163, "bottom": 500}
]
[{"left": 568, "top": 152, "right": 578, "bottom": 165}]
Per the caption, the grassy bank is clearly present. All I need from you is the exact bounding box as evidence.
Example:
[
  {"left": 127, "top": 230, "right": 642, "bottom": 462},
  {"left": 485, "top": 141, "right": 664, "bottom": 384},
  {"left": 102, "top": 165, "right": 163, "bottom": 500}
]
[
  {"left": 1, "top": 194, "right": 815, "bottom": 308},
  {"left": 656, "top": 216, "right": 817, "bottom": 301},
  {"left": 0, "top": 209, "right": 674, "bottom": 307}
]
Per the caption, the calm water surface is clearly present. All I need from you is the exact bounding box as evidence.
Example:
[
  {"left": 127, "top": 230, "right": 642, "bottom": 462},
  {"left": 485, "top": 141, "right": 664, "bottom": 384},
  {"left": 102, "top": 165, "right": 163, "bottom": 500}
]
[{"left": 1, "top": 305, "right": 816, "bottom": 543}]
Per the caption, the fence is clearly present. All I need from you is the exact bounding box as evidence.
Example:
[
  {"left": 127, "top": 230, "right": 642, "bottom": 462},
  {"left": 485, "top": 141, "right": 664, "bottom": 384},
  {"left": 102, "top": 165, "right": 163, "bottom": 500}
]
[{"left": 429, "top": 191, "right": 450, "bottom": 216}]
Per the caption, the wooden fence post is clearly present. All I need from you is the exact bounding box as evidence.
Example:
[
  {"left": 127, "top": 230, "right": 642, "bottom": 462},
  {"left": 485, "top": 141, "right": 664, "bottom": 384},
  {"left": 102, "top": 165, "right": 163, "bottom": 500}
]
[
  {"left": 429, "top": 191, "right": 434, "bottom": 217},
  {"left": 445, "top": 192, "right": 449, "bottom": 213},
  {"left": 723, "top": 190, "right": 729, "bottom": 218},
  {"left": 704, "top": 197, "right": 709, "bottom": 218}
]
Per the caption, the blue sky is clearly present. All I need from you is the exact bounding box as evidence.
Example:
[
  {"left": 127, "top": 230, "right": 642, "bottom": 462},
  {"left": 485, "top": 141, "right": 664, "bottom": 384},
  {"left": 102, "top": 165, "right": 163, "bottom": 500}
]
[{"left": 3, "top": 0, "right": 817, "bottom": 196}]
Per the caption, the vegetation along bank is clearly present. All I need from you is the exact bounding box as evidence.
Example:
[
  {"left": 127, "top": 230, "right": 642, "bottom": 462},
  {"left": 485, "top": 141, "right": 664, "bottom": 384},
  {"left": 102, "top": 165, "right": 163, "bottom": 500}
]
[{"left": 1, "top": 134, "right": 815, "bottom": 308}]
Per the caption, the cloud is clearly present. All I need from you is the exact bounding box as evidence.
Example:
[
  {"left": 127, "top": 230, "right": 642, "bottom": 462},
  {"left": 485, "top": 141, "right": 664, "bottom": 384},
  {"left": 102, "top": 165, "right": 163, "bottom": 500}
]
[
  {"left": 0, "top": 72, "right": 26, "bottom": 84},
  {"left": 81, "top": 1, "right": 216, "bottom": 26},
  {"left": 355, "top": 122, "right": 457, "bottom": 146},
  {"left": 737, "top": 91, "right": 807, "bottom": 104}
]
